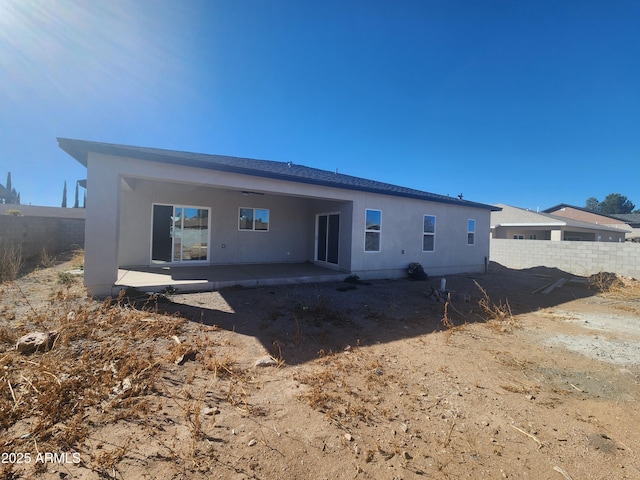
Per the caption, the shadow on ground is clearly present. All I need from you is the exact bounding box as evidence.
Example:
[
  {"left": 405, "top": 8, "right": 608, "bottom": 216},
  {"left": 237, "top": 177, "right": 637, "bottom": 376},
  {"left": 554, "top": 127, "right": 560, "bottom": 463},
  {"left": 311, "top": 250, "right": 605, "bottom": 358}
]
[{"left": 156, "top": 262, "right": 597, "bottom": 366}]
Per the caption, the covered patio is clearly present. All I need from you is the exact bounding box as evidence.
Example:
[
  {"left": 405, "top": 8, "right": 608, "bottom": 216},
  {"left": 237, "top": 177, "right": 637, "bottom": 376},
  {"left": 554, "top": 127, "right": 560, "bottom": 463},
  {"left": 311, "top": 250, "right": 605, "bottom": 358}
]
[{"left": 114, "top": 262, "right": 348, "bottom": 295}]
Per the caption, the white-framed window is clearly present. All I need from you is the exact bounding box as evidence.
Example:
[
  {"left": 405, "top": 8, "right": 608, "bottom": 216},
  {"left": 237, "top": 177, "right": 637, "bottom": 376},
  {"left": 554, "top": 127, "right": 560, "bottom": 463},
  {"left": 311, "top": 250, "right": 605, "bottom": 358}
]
[
  {"left": 467, "top": 219, "right": 475, "bottom": 245},
  {"left": 239, "top": 207, "right": 270, "bottom": 231},
  {"left": 423, "top": 215, "right": 436, "bottom": 252},
  {"left": 365, "top": 209, "right": 381, "bottom": 252},
  {"left": 513, "top": 235, "right": 524, "bottom": 240},
  {"left": 529, "top": 234, "right": 537, "bottom": 240}
]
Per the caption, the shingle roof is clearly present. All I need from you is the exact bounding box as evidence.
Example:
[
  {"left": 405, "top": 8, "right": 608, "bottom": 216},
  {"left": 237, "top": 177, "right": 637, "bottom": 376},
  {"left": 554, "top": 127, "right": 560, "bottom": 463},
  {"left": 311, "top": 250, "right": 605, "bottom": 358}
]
[
  {"left": 58, "top": 138, "right": 499, "bottom": 211},
  {"left": 492, "top": 204, "right": 626, "bottom": 232},
  {"left": 612, "top": 213, "right": 640, "bottom": 226},
  {"left": 543, "top": 203, "right": 630, "bottom": 222}
]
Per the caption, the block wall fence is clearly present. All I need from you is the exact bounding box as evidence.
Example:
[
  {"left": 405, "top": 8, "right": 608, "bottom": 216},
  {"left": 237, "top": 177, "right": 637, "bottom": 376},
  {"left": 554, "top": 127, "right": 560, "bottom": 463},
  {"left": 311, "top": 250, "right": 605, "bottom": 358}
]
[
  {"left": 0, "top": 216, "right": 85, "bottom": 259},
  {"left": 490, "top": 239, "right": 640, "bottom": 278}
]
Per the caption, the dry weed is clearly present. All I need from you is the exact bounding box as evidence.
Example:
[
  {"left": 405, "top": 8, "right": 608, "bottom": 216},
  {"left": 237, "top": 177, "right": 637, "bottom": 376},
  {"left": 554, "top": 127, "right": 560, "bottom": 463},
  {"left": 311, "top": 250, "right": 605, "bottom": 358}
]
[
  {"left": 588, "top": 272, "right": 640, "bottom": 300},
  {"left": 0, "top": 287, "right": 185, "bottom": 465},
  {"left": 0, "top": 240, "right": 24, "bottom": 281},
  {"left": 204, "top": 355, "right": 239, "bottom": 379},
  {"left": 295, "top": 353, "right": 378, "bottom": 424},
  {"left": 0, "top": 251, "right": 267, "bottom": 477},
  {"left": 473, "top": 280, "right": 517, "bottom": 332},
  {"left": 39, "top": 248, "right": 56, "bottom": 268}
]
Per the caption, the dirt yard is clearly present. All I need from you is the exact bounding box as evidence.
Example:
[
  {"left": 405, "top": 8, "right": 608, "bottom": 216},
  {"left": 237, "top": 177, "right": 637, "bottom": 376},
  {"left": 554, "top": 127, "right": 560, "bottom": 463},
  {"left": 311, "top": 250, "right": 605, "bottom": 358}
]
[{"left": 1, "top": 253, "right": 639, "bottom": 479}]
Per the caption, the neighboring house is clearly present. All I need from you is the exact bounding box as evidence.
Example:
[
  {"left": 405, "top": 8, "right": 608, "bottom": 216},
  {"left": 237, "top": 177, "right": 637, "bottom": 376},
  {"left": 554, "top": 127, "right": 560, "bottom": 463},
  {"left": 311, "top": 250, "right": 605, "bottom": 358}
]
[
  {"left": 611, "top": 213, "right": 640, "bottom": 242},
  {"left": 491, "top": 204, "right": 626, "bottom": 242},
  {"left": 0, "top": 184, "right": 12, "bottom": 204},
  {"left": 543, "top": 204, "right": 632, "bottom": 238},
  {"left": 58, "top": 138, "right": 499, "bottom": 296}
]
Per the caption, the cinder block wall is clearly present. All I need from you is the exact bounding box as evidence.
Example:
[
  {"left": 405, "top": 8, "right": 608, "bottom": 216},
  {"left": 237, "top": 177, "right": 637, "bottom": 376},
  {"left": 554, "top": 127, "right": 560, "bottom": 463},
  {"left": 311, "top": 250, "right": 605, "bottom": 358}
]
[
  {"left": 0, "top": 216, "right": 85, "bottom": 259},
  {"left": 490, "top": 239, "right": 640, "bottom": 278}
]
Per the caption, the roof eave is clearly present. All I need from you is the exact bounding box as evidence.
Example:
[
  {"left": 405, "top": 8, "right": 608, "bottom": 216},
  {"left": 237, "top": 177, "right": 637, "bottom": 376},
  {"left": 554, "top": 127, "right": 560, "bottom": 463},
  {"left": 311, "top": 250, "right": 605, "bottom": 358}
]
[{"left": 57, "top": 138, "right": 499, "bottom": 211}]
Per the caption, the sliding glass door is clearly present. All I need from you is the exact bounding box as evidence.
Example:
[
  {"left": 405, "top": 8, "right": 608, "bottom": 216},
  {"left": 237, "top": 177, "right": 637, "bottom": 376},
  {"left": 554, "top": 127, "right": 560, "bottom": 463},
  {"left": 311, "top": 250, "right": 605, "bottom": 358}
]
[
  {"left": 316, "top": 213, "right": 340, "bottom": 265},
  {"left": 152, "top": 204, "right": 210, "bottom": 263}
]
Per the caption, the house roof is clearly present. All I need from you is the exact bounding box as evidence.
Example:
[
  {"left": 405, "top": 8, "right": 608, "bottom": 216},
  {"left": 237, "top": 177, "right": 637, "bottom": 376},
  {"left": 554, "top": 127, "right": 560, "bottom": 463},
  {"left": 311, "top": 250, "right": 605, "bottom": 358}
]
[
  {"left": 57, "top": 138, "right": 500, "bottom": 211},
  {"left": 543, "top": 203, "right": 630, "bottom": 222},
  {"left": 492, "top": 204, "right": 625, "bottom": 232},
  {"left": 612, "top": 213, "right": 640, "bottom": 227},
  {"left": 0, "top": 184, "right": 11, "bottom": 199}
]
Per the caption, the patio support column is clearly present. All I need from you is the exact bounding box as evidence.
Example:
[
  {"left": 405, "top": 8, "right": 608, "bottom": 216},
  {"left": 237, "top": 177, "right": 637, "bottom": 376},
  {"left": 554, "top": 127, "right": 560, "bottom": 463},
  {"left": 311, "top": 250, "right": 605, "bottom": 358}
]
[
  {"left": 550, "top": 229, "right": 562, "bottom": 241},
  {"left": 83, "top": 154, "right": 121, "bottom": 296}
]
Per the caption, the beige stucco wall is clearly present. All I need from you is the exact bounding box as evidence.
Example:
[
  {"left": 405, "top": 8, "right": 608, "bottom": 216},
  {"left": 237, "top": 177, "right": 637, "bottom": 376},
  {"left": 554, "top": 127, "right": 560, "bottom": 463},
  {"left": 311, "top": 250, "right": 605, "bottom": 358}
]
[
  {"left": 492, "top": 227, "right": 625, "bottom": 243},
  {"left": 83, "top": 155, "right": 121, "bottom": 294},
  {"left": 492, "top": 228, "right": 553, "bottom": 240},
  {"left": 82, "top": 152, "right": 492, "bottom": 295},
  {"left": 548, "top": 207, "right": 631, "bottom": 232},
  {"left": 119, "top": 179, "right": 320, "bottom": 266},
  {"left": 348, "top": 195, "right": 491, "bottom": 278}
]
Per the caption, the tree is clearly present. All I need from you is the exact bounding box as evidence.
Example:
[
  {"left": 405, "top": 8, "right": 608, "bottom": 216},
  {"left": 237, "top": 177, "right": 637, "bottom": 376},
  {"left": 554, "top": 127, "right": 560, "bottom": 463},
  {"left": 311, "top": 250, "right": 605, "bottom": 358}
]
[
  {"left": 599, "top": 193, "right": 635, "bottom": 215},
  {"left": 2, "top": 172, "right": 19, "bottom": 204},
  {"left": 73, "top": 181, "right": 79, "bottom": 208},
  {"left": 62, "top": 181, "right": 67, "bottom": 208},
  {"left": 585, "top": 197, "right": 600, "bottom": 212},
  {"left": 585, "top": 194, "right": 636, "bottom": 215}
]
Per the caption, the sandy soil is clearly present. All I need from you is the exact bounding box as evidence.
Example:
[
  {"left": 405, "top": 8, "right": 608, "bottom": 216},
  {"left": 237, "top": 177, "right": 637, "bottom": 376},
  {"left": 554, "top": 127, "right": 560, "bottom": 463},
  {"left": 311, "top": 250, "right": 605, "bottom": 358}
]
[{"left": 1, "top": 256, "right": 639, "bottom": 479}]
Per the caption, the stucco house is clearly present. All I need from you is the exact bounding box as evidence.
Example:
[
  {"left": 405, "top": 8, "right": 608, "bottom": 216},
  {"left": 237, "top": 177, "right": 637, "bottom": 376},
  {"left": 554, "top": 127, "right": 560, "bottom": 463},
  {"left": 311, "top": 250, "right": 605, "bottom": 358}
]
[
  {"left": 491, "top": 204, "right": 626, "bottom": 242},
  {"left": 0, "top": 184, "right": 13, "bottom": 204},
  {"left": 58, "top": 138, "right": 499, "bottom": 296},
  {"left": 611, "top": 213, "right": 640, "bottom": 242},
  {"left": 543, "top": 204, "right": 632, "bottom": 239}
]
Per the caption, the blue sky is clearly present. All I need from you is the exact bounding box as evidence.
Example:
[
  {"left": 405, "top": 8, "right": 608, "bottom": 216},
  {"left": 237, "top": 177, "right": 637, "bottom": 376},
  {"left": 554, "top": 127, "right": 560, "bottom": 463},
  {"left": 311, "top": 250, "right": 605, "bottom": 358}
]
[{"left": 1, "top": 0, "right": 638, "bottom": 210}]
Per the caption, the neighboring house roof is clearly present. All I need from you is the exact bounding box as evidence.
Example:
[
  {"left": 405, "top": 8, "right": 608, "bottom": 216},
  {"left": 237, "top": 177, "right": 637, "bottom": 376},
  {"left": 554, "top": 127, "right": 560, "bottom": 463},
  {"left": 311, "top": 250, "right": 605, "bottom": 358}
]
[
  {"left": 492, "top": 204, "right": 624, "bottom": 233},
  {"left": 612, "top": 213, "right": 640, "bottom": 227},
  {"left": 543, "top": 203, "right": 630, "bottom": 222},
  {"left": 57, "top": 138, "right": 500, "bottom": 211},
  {"left": 0, "top": 184, "right": 12, "bottom": 199}
]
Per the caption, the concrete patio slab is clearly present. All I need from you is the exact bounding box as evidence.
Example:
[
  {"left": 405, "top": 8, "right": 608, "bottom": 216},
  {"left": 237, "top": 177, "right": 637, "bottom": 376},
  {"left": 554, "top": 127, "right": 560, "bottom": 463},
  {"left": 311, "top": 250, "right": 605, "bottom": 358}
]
[{"left": 114, "top": 263, "right": 348, "bottom": 294}]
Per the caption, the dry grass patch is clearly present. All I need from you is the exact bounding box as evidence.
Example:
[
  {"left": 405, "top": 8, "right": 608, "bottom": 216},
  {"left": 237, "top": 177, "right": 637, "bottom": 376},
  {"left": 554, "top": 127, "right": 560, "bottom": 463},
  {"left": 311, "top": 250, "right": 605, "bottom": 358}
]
[
  {"left": 0, "top": 283, "right": 208, "bottom": 475},
  {"left": 295, "top": 349, "right": 393, "bottom": 425}
]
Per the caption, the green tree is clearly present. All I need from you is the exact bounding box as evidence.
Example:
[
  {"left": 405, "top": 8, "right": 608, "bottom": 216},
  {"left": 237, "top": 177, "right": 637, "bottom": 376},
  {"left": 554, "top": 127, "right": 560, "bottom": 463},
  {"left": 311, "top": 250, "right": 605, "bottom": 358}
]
[
  {"left": 599, "top": 193, "right": 635, "bottom": 215},
  {"left": 62, "top": 181, "right": 67, "bottom": 208},
  {"left": 6, "top": 172, "right": 11, "bottom": 192},
  {"left": 584, "top": 197, "right": 600, "bottom": 212}
]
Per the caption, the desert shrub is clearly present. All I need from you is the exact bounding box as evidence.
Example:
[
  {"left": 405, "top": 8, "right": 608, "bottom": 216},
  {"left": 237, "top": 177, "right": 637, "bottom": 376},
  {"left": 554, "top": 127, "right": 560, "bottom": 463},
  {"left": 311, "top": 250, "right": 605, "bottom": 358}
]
[
  {"left": 40, "top": 247, "right": 56, "bottom": 268},
  {"left": 3, "top": 209, "right": 23, "bottom": 216},
  {"left": 57, "top": 271, "right": 76, "bottom": 284}
]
